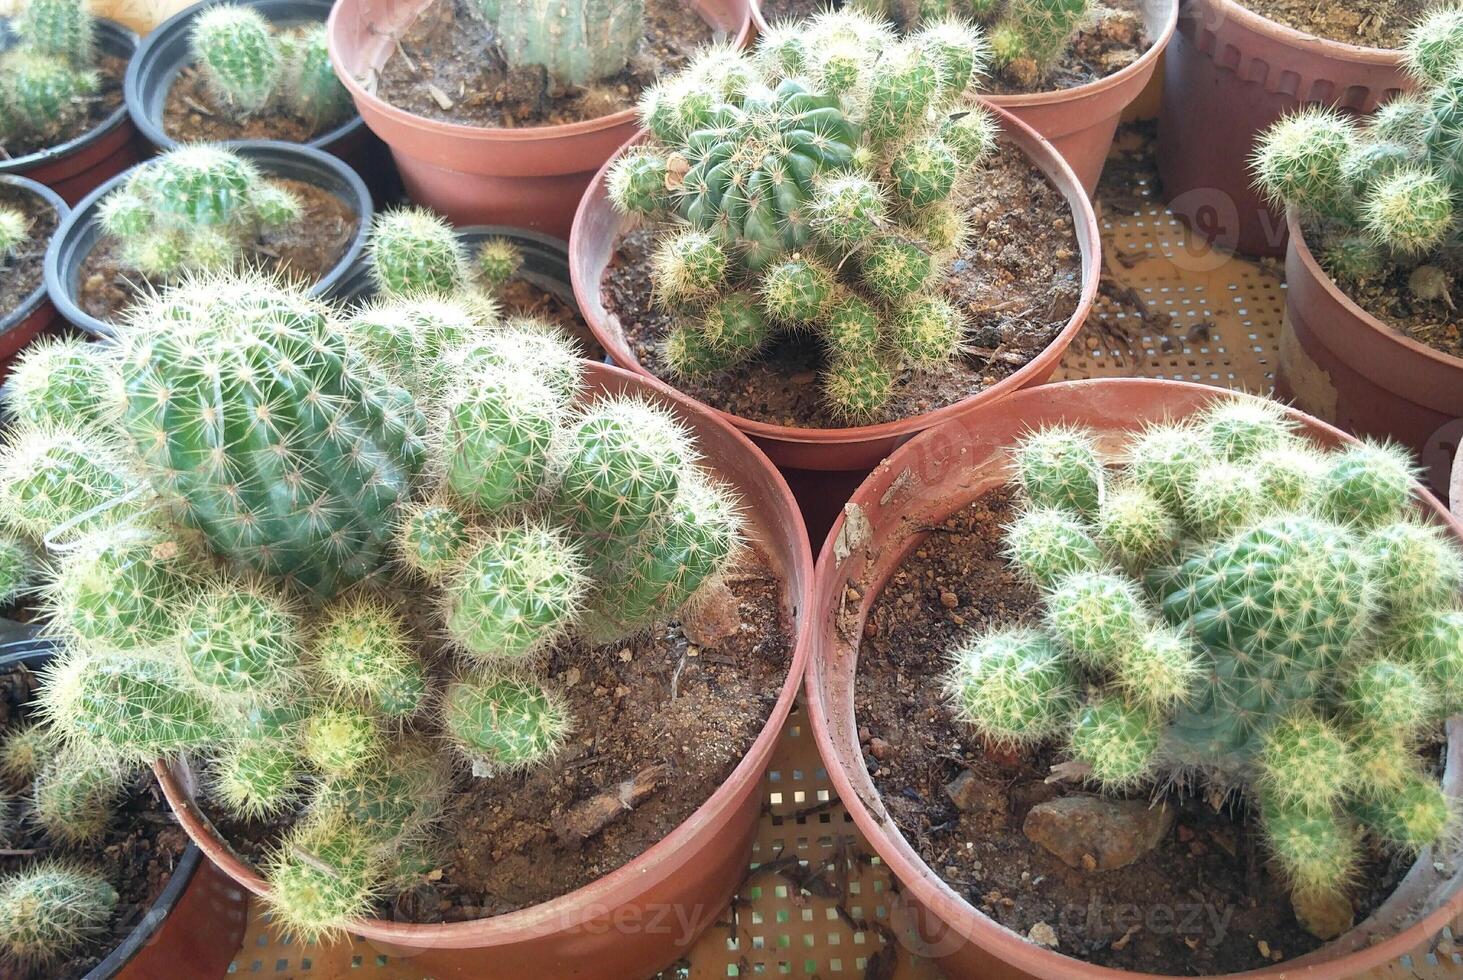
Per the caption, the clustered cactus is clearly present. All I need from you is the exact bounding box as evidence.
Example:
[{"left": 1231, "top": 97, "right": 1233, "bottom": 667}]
[
  {"left": 190, "top": 4, "right": 352, "bottom": 129},
  {"left": 837, "top": 0, "right": 1091, "bottom": 83},
  {"left": 609, "top": 10, "right": 999, "bottom": 420},
  {"left": 945, "top": 397, "right": 1463, "bottom": 901},
  {"left": 6, "top": 263, "right": 742, "bottom": 940},
  {"left": 95, "top": 144, "right": 304, "bottom": 282},
  {"left": 1252, "top": 6, "right": 1463, "bottom": 304},
  {"left": 0, "top": 0, "right": 100, "bottom": 148},
  {"left": 469, "top": 0, "right": 645, "bottom": 87}
]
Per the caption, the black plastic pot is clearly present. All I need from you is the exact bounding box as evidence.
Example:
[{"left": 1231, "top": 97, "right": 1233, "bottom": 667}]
[
  {"left": 0, "top": 623, "right": 249, "bottom": 979},
  {"left": 332, "top": 224, "right": 579, "bottom": 312},
  {"left": 45, "top": 138, "right": 373, "bottom": 338},
  {"left": 0, "top": 18, "right": 141, "bottom": 205},
  {"left": 0, "top": 176, "right": 68, "bottom": 377},
  {"left": 126, "top": 0, "right": 397, "bottom": 202}
]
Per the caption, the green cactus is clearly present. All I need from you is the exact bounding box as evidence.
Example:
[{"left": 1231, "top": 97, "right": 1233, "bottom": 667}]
[
  {"left": 1066, "top": 697, "right": 1159, "bottom": 789},
  {"left": 1342, "top": 658, "right": 1433, "bottom": 738},
  {"left": 1123, "top": 422, "right": 1215, "bottom": 508},
  {"left": 945, "top": 629, "right": 1078, "bottom": 746},
  {"left": 0, "top": 534, "right": 37, "bottom": 608},
  {"left": 1251, "top": 107, "right": 1357, "bottom": 217},
  {"left": 302, "top": 702, "right": 381, "bottom": 777},
  {"left": 47, "top": 523, "right": 198, "bottom": 652},
  {"left": 1361, "top": 167, "right": 1455, "bottom": 254},
  {"left": 1316, "top": 438, "right": 1416, "bottom": 527},
  {"left": 31, "top": 744, "right": 121, "bottom": 843},
  {"left": 311, "top": 597, "right": 426, "bottom": 719},
  {"left": 441, "top": 672, "right": 571, "bottom": 772},
  {"left": 262, "top": 811, "right": 381, "bottom": 942},
  {"left": 475, "top": 237, "right": 522, "bottom": 291},
  {"left": 310, "top": 741, "right": 449, "bottom": 841},
  {"left": 116, "top": 279, "right": 423, "bottom": 598},
  {"left": 1112, "top": 625, "right": 1200, "bottom": 712},
  {"left": 823, "top": 354, "right": 895, "bottom": 422},
  {"left": 438, "top": 365, "right": 561, "bottom": 514},
  {"left": 1351, "top": 773, "right": 1455, "bottom": 852},
  {"left": 1384, "top": 610, "right": 1463, "bottom": 715},
  {"left": 0, "top": 723, "right": 53, "bottom": 784},
  {"left": 211, "top": 739, "right": 304, "bottom": 820},
  {"left": 1095, "top": 482, "right": 1176, "bottom": 572},
  {"left": 490, "top": 0, "right": 645, "bottom": 86},
  {"left": 606, "top": 149, "right": 671, "bottom": 216},
  {"left": 283, "top": 23, "right": 352, "bottom": 129},
  {"left": 987, "top": 0, "right": 1090, "bottom": 76},
  {"left": 1011, "top": 425, "right": 1102, "bottom": 518},
  {"left": 368, "top": 207, "right": 469, "bottom": 297},
  {"left": 394, "top": 500, "right": 469, "bottom": 579},
  {"left": 15, "top": 0, "right": 93, "bottom": 64},
  {"left": 0, "top": 425, "right": 141, "bottom": 542},
  {"left": 1046, "top": 571, "right": 1150, "bottom": 669},
  {"left": 1180, "top": 461, "right": 1263, "bottom": 538},
  {"left": 0, "top": 207, "right": 27, "bottom": 260},
  {"left": 176, "top": 578, "right": 302, "bottom": 707},
  {"left": 191, "top": 5, "right": 282, "bottom": 116},
  {"left": 4, "top": 337, "right": 116, "bottom": 431},
  {"left": 1365, "top": 519, "right": 1463, "bottom": 615},
  {"left": 1260, "top": 798, "right": 1359, "bottom": 898},
  {"left": 1257, "top": 714, "right": 1353, "bottom": 813},
  {"left": 0, "top": 53, "right": 99, "bottom": 144},
  {"left": 441, "top": 317, "right": 580, "bottom": 407},
  {"left": 557, "top": 396, "right": 692, "bottom": 538},
  {"left": 0, "top": 863, "right": 117, "bottom": 965},
  {"left": 1002, "top": 504, "right": 1102, "bottom": 588},
  {"left": 1404, "top": 7, "right": 1463, "bottom": 85}
]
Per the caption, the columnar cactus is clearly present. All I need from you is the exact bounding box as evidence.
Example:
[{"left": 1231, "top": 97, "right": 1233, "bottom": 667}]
[
  {"left": 474, "top": 0, "right": 645, "bottom": 87},
  {"left": 945, "top": 395, "right": 1463, "bottom": 902},
  {"left": 609, "top": 10, "right": 996, "bottom": 420},
  {"left": 0, "top": 863, "right": 117, "bottom": 965},
  {"left": 1254, "top": 13, "right": 1463, "bottom": 298},
  {"left": 191, "top": 6, "right": 350, "bottom": 128},
  {"left": 97, "top": 146, "right": 305, "bottom": 281}
]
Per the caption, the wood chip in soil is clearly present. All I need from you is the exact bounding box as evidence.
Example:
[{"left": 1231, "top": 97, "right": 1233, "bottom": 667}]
[
  {"left": 852, "top": 486, "right": 1420, "bottom": 975},
  {"left": 163, "top": 63, "right": 341, "bottom": 144},
  {"left": 1239, "top": 0, "right": 1427, "bottom": 47},
  {"left": 0, "top": 184, "right": 57, "bottom": 322},
  {"left": 602, "top": 137, "right": 1082, "bottom": 428},
  {"left": 0, "top": 664, "right": 190, "bottom": 980},
  {"left": 199, "top": 546, "right": 793, "bottom": 919},
  {"left": 371, "top": 0, "right": 716, "bottom": 128},
  {"left": 0, "top": 54, "right": 125, "bottom": 160},
  {"left": 76, "top": 177, "right": 358, "bottom": 325}
]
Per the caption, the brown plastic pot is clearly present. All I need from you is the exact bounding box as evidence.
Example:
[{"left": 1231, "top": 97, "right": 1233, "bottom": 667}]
[
  {"left": 0, "top": 175, "right": 68, "bottom": 380},
  {"left": 327, "top": 0, "right": 753, "bottom": 239},
  {"left": 571, "top": 105, "right": 1099, "bottom": 478},
  {"left": 1156, "top": 0, "right": 1407, "bottom": 258},
  {"left": 806, "top": 376, "right": 1463, "bottom": 979},
  {"left": 154, "top": 359, "right": 814, "bottom": 980},
  {"left": 1274, "top": 208, "right": 1463, "bottom": 500},
  {"left": 0, "top": 18, "right": 141, "bottom": 205},
  {"left": 986, "top": 0, "right": 1177, "bottom": 196}
]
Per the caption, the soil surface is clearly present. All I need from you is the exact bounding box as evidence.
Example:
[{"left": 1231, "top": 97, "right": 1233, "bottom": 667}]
[
  {"left": 371, "top": 0, "right": 716, "bottom": 128},
  {"left": 0, "top": 54, "right": 126, "bottom": 160},
  {"left": 851, "top": 486, "right": 1415, "bottom": 975},
  {"left": 1241, "top": 0, "right": 1426, "bottom": 47},
  {"left": 753, "top": 0, "right": 1152, "bottom": 93},
  {"left": 202, "top": 545, "right": 793, "bottom": 919},
  {"left": 498, "top": 276, "right": 602, "bottom": 362},
  {"left": 602, "top": 138, "right": 1083, "bottom": 428},
  {"left": 0, "top": 663, "right": 190, "bottom": 980},
  {"left": 0, "top": 184, "right": 56, "bottom": 323},
  {"left": 163, "top": 63, "right": 344, "bottom": 144},
  {"left": 77, "top": 177, "right": 358, "bottom": 324}
]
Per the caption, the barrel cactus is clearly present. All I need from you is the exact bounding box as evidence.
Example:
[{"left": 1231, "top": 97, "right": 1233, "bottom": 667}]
[
  {"left": 609, "top": 9, "right": 997, "bottom": 420},
  {"left": 473, "top": 0, "right": 645, "bottom": 87},
  {"left": 946, "top": 395, "right": 1463, "bottom": 901},
  {"left": 0, "top": 50, "right": 99, "bottom": 146},
  {"left": 0, "top": 862, "right": 117, "bottom": 965},
  {"left": 191, "top": 6, "right": 350, "bottom": 128},
  {"left": 4, "top": 338, "right": 115, "bottom": 431},
  {"left": 0, "top": 207, "right": 27, "bottom": 262}
]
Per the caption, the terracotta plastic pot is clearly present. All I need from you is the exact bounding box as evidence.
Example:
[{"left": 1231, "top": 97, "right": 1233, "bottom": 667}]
[
  {"left": 154, "top": 358, "right": 814, "bottom": 980},
  {"left": 805, "top": 376, "right": 1463, "bottom": 980},
  {"left": 1274, "top": 209, "right": 1463, "bottom": 500},
  {"left": 0, "top": 625, "right": 248, "bottom": 980},
  {"left": 0, "top": 18, "right": 141, "bottom": 205},
  {"left": 1156, "top": 0, "right": 1407, "bottom": 258},
  {"left": 124, "top": 0, "right": 398, "bottom": 202},
  {"left": 0, "top": 176, "right": 68, "bottom": 380},
  {"left": 985, "top": 0, "right": 1177, "bottom": 196},
  {"left": 571, "top": 105, "right": 1099, "bottom": 476},
  {"left": 45, "top": 139, "right": 373, "bottom": 338},
  {"left": 327, "top": 0, "right": 753, "bottom": 238}
]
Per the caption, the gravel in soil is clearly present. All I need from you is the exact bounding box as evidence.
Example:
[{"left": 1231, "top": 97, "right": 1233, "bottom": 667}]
[
  {"left": 370, "top": 0, "right": 716, "bottom": 128},
  {"left": 0, "top": 663, "right": 190, "bottom": 980},
  {"left": 0, "top": 184, "right": 57, "bottom": 323},
  {"left": 602, "top": 137, "right": 1083, "bottom": 428},
  {"left": 753, "top": 0, "right": 1152, "bottom": 94},
  {"left": 202, "top": 546, "right": 793, "bottom": 919},
  {"left": 0, "top": 54, "right": 126, "bottom": 160},
  {"left": 852, "top": 486, "right": 1417, "bottom": 974},
  {"left": 163, "top": 63, "right": 343, "bottom": 144},
  {"left": 1240, "top": 0, "right": 1427, "bottom": 47},
  {"left": 76, "top": 177, "right": 359, "bottom": 325}
]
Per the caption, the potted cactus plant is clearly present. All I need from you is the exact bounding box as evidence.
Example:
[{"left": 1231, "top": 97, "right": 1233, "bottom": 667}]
[
  {"left": 1252, "top": 7, "right": 1463, "bottom": 496},
  {"left": 573, "top": 9, "right": 1098, "bottom": 536},
  {"left": 325, "top": 0, "right": 754, "bottom": 234},
  {"left": 807, "top": 377, "right": 1463, "bottom": 978},
  {"left": 124, "top": 0, "right": 395, "bottom": 201},
  {"left": 0, "top": 265, "right": 811, "bottom": 977},
  {"left": 0, "top": 0, "right": 140, "bottom": 204},
  {"left": 44, "top": 140, "right": 371, "bottom": 336},
  {"left": 0, "top": 625, "right": 246, "bottom": 980},
  {"left": 0, "top": 175, "right": 67, "bottom": 376}
]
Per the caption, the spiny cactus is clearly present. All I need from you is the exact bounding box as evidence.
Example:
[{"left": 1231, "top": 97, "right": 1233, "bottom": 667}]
[
  {"left": 944, "top": 395, "right": 1463, "bottom": 903},
  {"left": 302, "top": 702, "right": 382, "bottom": 777},
  {"left": 475, "top": 237, "right": 522, "bottom": 291},
  {"left": 368, "top": 207, "right": 470, "bottom": 297},
  {"left": 393, "top": 500, "right": 469, "bottom": 579},
  {"left": 442, "top": 672, "right": 571, "bottom": 773},
  {"left": 0, "top": 862, "right": 117, "bottom": 965},
  {"left": 0, "top": 426, "right": 140, "bottom": 543},
  {"left": 46, "top": 523, "right": 198, "bottom": 652},
  {"left": 0, "top": 723, "right": 53, "bottom": 784},
  {"left": 0, "top": 534, "right": 37, "bottom": 608},
  {"left": 0, "top": 207, "right": 27, "bottom": 260},
  {"left": 4, "top": 337, "right": 115, "bottom": 431},
  {"left": 176, "top": 578, "right": 303, "bottom": 707},
  {"left": 261, "top": 811, "right": 382, "bottom": 942},
  {"left": 14, "top": 0, "right": 93, "bottom": 65},
  {"left": 0, "top": 52, "right": 99, "bottom": 145},
  {"left": 98, "top": 146, "right": 304, "bottom": 282},
  {"left": 436, "top": 365, "right": 562, "bottom": 514},
  {"left": 310, "top": 597, "right": 426, "bottom": 719},
  {"left": 283, "top": 24, "right": 353, "bottom": 129},
  {"left": 190, "top": 7, "right": 350, "bottom": 128},
  {"left": 478, "top": 0, "right": 645, "bottom": 87},
  {"left": 210, "top": 739, "right": 304, "bottom": 820},
  {"left": 31, "top": 745, "right": 123, "bottom": 844},
  {"left": 608, "top": 12, "right": 996, "bottom": 421},
  {"left": 1404, "top": 7, "right": 1463, "bottom": 85}
]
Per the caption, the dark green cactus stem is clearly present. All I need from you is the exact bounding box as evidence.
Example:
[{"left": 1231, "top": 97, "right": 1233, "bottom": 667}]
[
  {"left": 0, "top": 863, "right": 117, "bottom": 966},
  {"left": 395, "top": 501, "right": 469, "bottom": 579},
  {"left": 558, "top": 397, "right": 692, "bottom": 538},
  {"left": 311, "top": 742, "right": 449, "bottom": 842},
  {"left": 117, "top": 280, "right": 424, "bottom": 598},
  {"left": 177, "top": 579, "right": 303, "bottom": 705}
]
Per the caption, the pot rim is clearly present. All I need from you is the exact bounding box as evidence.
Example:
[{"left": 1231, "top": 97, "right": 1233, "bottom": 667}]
[
  {"left": 1286, "top": 205, "right": 1463, "bottom": 372},
  {"left": 324, "top": 0, "right": 754, "bottom": 145},
  {"left": 0, "top": 18, "right": 140, "bottom": 175},
  {"left": 805, "top": 375, "right": 1463, "bottom": 980},
  {"left": 154, "top": 357, "right": 815, "bottom": 947},
  {"left": 0, "top": 174, "right": 67, "bottom": 338},
  {"left": 1189, "top": 0, "right": 1404, "bottom": 61},
  {"left": 43, "top": 138, "right": 373, "bottom": 338},
  {"left": 124, "top": 0, "right": 367, "bottom": 154},
  {"left": 569, "top": 104, "right": 1101, "bottom": 451}
]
